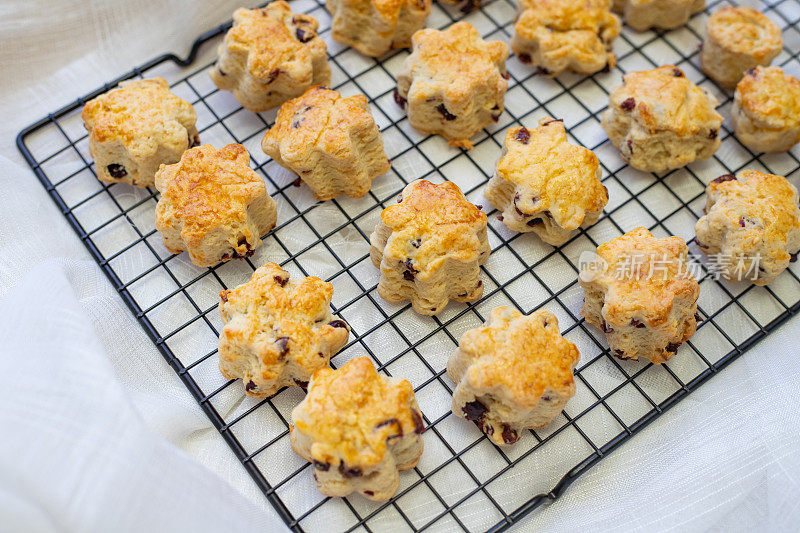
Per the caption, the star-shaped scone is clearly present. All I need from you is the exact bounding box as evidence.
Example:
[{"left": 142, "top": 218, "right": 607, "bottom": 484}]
[
  {"left": 290, "top": 357, "right": 425, "bottom": 500},
  {"left": 261, "top": 86, "right": 390, "bottom": 201},
  {"left": 579, "top": 227, "right": 700, "bottom": 364},
  {"left": 612, "top": 0, "right": 705, "bottom": 32},
  {"left": 512, "top": 0, "right": 621, "bottom": 77},
  {"left": 154, "top": 144, "right": 277, "bottom": 268},
  {"left": 695, "top": 171, "right": 800, "bottom": 286},
  {"left": 326, "top": 0, "right": 431, "bottom": 57},
  {"left": 81, "top": 77, "right": 198, "bottom": 187},
  {"left": 218, "top": 263, "right": 350, "bottom": 398},
  {"left": 209, "top": 2, "right": 331, "bottom": 113},
  {"left": 485, "top": 117, "right": 608, "bottom": 245},
  {"left": 602, "top": 66, "right": 723, "bottom": 173},
  {"left": 447, "top": 307, "right": 579, "bottom": 446},
  {"left": 369, "top": 180, "right": 490, "bottom": 315},
  {"left": 733, "top": 66, "right": 800, "bottom": 154},
  {"left": 396, "top": 21, "right": 509, "bottom": 149}
]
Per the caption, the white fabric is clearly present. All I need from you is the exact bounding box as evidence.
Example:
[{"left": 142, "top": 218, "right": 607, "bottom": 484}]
[{"left": 1, "top": 1, "right": 799, "bottom": 532}]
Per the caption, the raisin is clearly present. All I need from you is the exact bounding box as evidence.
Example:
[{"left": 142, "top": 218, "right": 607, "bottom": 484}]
[
  {"left": 672, "top": 67, "right": 684, "bottom": 77},
  {"left": 478, "top": 419, "right": 494, "bottom": 436},
  {"left": 411, "top": 409, "right": 425, "bottom": 434},
  {"left": 292, "top": 177, "right": 302, "bottom": 187},
  {"left": 709, "top": 129, "right": 718, "bottom": 139},
  {"left": 189, "top": 134, "right": 201, "bottom": 148},
  {"left": 295, "top": 28, "right": 313, "bottom": 42},
  {"left": 712, "top": 174, "right": 735, "bottom": 184},
  {"left": 491, "top": 114, "right": 500, "bottom": 122},
  {"left": 746, "top": 67, "right": 757, "bottom": 77},
  {"left": 791, "top": 253, "right": 798, "bottom": 263},
  {"left": 410, "top": 238, "right": 421, "bottom": 248},
  {"left": 107, "top": 164, "right": 127, "bottom": 179},
  {"left": 536, "top": 66, "right": 551, "bottom": 76},
  {"left": 364, "top": 490, "right": 375, "bottom": 497},
  {"left": 514, "top": 127, "right": 530, "bottom": 144},
  {"left": 328, "top": 319, "right": 348, "bottom": 329},
  {"left": 403, "top": 258, "right": 418, "bottom": 281},
  {"left": 462, "top": 400, "right": 488, "bottom": 421},
  {"left": 393, "top": 89, "right": 407, "bottom": 109},
  {"left": 630, "top": 319, "right": 646, "bottom": 328},
  {"left": 526, "top": 217, "right": 544, "bottom": 227},
  {"left": 375, "top": 418, "right": 404, "bottom": 440},
  {"left": 293, "top": 379, "right": 308, "bottom": 388},
  {"left": 339, "top": 463, "right": 362, "bottom": 478},
  {"left": 474, "top": 204, "right": 483, "bottom": 211},
  {"left": 313, "top": 460, "right": 330, "bottom": 471},
  {"left": 666, "top": 342, "right": 681, "bottom": 353},
  {"left": 501, "top": 72, "right": 510, "bottom": 80},
  {"left": 436, "top": 103, "right": 457, "bottom": 121},
  {"left": 266, "top": 68, "right": 280, "bottom": 84},
  {"left": 275, "top": 337, "right": 290, "bottom": 358},
  {"left": 245, "top": 380, "right": 256, "bottom": 391},
  {"left": 601, "top": 321, "right": 613, "bottom": 333},
  {"left": 621, "top": 98, "right": 636, "bottom": 111},
  {"left": 273, "top": 275, "right": 288, "bottom": 287},
  {"left": 502, "top": 425, "right": 519, "bottom": 444},
  {"left": 518, "top": 53, "right": 532, "bottom": 64}
]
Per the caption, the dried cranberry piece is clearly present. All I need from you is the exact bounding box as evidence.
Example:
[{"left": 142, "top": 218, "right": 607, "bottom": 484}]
[
  {"left": 514, "top": 127, "right": 530, "bottom": 144},
  {"left": 518, "top": 53, "right": 532, "bottom": 64},
  {"left": 266, "top": 68, "right": 280, "bottom": 84},
  {"left": 393, "top": 89, "right": 407, "bottom": 109},
  {"left": 502, "top": 424, "right": 519, "bottom": 444},
  {"left": 295, "top": 28, "right": 313, "bottom": 43},
  {"left": 612, "top": 349, "right": 625, "bottom": 359},
  {"left": 627, "top": 139, "right": 633, "bottom": 153},
  {"left": 328, "top": 319, "right": 348, "bottom": 329},
  {"left": 313, "top": 460, "right": 330, "bottom": 471},
  {"left": 245, "top": 380, "right": 256, "bottom": 392},
  {"left": 107, "top": 164, "right": 127, "bottom": 179},
  {"left": 536, "top": 66, "right": 551, "bottom": 76},
  {"left": 541, "top": 118, "right": 563, "bottom": 126},
  {"left": 541, "top": 395, "right": 551, "bottom": 402},
  {"left": 478, "top": 419, "right": 494, "bottom": 436},
  {"left": 746, "top": 67, "right": 757, "bottom": 77},
  {"left": 739, "top": 217, "right": 747, "bottom": 228},
  {"left": 339, "top": 463, "right": 362, "bottom": 478},
  {"left": 497, "top": 214, "right": 504, "bottom": 222},
  {"left": 274, "top": 275, "right": 288, "bottom": 287},
  {"left": 672, "top": 68, "right": 684, "bottom": 77},
  {"left": 666, "top": 342, "right": 681, "bottom": 353},
  {"left": 397, "top": 194, "right": 403, "bottom": 203},
  {"left": 462, "top": 400, "right": 488, "bottom": 421},
  {"left": 436, "top": 103, "right": 457, "bottom": 121},
  {"left": 791, "top": 253, "right": 798, "bottom": 263},
  {"left": 375, "top": 418, "right": 404, "bottom": 440},
  {"left": 712, "top": 174, "right": 736, "bottom": 184},
  {"left": 709, "top": 129, "right": 718, "bottom": 139},
  {"left": 293, "top": 379, "right": 308, "bottom": 388},
  {"left": 403, "top": 258, "right": 418, "bottom": 281},
  {"left": 292, "top": 177, "right": 302, "bottom": 187},
  {"left": 275, "top": 337, "right": 290, "bottom": 358},
  {"left": 364, "top": 490, "right": 375, "bottom": 496},
  {"left": 601, "top": 321, "right": 613, "bottom": 333},
  {"left": 501, "top": 72, "right": 510, "bottom": 80},
  {"left": 411, "top": 409, "right": 425, "bottom": 434},
  {"left": 620, "top": 98, "right": 636, "bottom": 111},
  {"left": 694, "top": 313, "right": 703, "bottom": 322},
  {"left": 410, "top": 238, "right": 421, "bottom": 248},
  {"left": 526, "top": 217, "right": 544, "bottom": 227},
  {"left": 630, "top": 319, "right": 646, "bottom": 328}
]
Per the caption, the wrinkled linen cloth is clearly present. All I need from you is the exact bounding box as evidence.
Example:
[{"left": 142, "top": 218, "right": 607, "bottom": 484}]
[{"left": 1, "top": 1, "right": 799, "bottom": 532}]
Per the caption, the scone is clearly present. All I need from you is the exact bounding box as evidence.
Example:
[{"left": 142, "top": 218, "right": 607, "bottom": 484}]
[
  {"left": 209, "top": 3, "right": 331, "bottom": 113},
  {"left": 612, "top": 0, "right": 704, "bottom": 32},
  {"left": 396, "top": 21, "right": 509, "bottom": 149},
  {"left": 579, "top": 227, "right": 700, "bottom": 364},
  {"left": 81, "top": 77, "right": 198, "bottom": 188},
  {"left": 154, "top": 144, "right": 277, "bottom": 268},
  {"left": 369, "top": 179, "right": 490, "bottom": 315},
  {"left": 512, "top": 0, "right": 621, "bottom": 77},
  {"left": 326, "top": 0, "right": 431, "bottom": 57},
  {"left": 218, "top": 263, "right": 350, "bottom": 398},
  {"left": 485, "top": 117, "right": 609, "bottom": 245},
  {"left": 290, "top": 357, "right": 425, "bottom": 500},
  {"left": 601, "top": 65, "right": 723, "bottom": 173},
  {"left": 695, "top": 171, "right": 800, "bottom": 286},
  {"left": 261, "top": 86, "right": 390, "bottom": 201},
  {"left": 700, "top": 7, "right": 783, "bottom": 89},
  {"left": 732, "top": 66, "right": 800, "bottom": 153},
  {"left": 447, "top": 307, "right": 579, "bottom": 446}
]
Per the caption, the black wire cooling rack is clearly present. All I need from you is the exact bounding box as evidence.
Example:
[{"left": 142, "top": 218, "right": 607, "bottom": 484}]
[{"left": 16, "top": 0, "right": 800, "bottom": 530}]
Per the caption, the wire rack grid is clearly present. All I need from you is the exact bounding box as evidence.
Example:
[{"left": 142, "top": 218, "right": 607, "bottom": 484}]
[{"left": 15, "top": 0, "right": 800, "bottom": 531}]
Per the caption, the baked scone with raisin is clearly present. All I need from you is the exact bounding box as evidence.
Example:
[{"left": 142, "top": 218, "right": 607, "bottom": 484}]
[
  {"left": 447, "top": 307, "right": 579, "bottom": 446},
  {"left": 81, "top": 77, "right": 198, "bottom": 188},
  {"left": 261, "top": 86, "right": 390, "bottom": 201},
  {"left": 209, "top": 3, "right": 331, "bottom": 113},
  {"left": 219, "top": 263, "right": 350, "bottom": 398},
  {"left": 700, "top": 7, "right": 783, "bottom": 89},
  {"left": 612, "top": 0, "right": 704, "bottom": 32},
  {"left": 369, "top": 180, "right": 490, "bottom": 315},
  {"left": 512, "top": 0, "right": 621, "bottom": 77},
  {"left": 601, "top": 66, "right": 723, "bottom": 173},
  {"left": 485, "top": 117, "right": 608, "bottom": 245},
  {"left": 396, "top": 21, "right": 509, "bottom": 149},
  {"left": 732, "top": 66, "right": 800, "bottom": 154},
  {"left": 154, "top": 144, "right": 277, "bottom": 268},
  {"left": 326, "top": 0, "right": 431, "bottom": 57},
  {"left": 290, "top": 356, "right": 425, "bottom": 500},
  {"left": 579, "top": 227, "right": 700, "bottom": 364},
  {"left": 695, "top": 171, "right": 800, "bottom": 286}
]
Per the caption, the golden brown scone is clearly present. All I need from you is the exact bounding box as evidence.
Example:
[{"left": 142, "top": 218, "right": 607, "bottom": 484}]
[
  {"left": 154, "top": 144, "right": 277, "bottom": 268},
  {"left": 290, "top": 357, "right": 425, "bottom": 500},
  {"left": 447, "top": 307, "right": 579, "bottom": 446},
  {"left": 602, "top": 66, "right": 723, "bottom": 173},
  {"left": 396, "top": 21, "right": 509, "bottom": 149},
  {"left": 612, "top": 0, "right": 704, "bottom": 31},
  {"left": 732, "top": 66, "right": 800, "bottom": 153},
  {"left": 209, "top": 3, "right": 331, "bottom": 113},
  {"left": 261, "top": 86, "right": 390, "bottom": 201},
  {"left": 485, "top": 117, "right": 608, "bottom": 245},
  {"left": 700, "top": 7, "right": 783, "bottom": 88},
  {"left": 512, "top": 0, "right": 620, "bottom": 77},
  {"left": 369, "top": 180, "right": 490, "bottom": 315},
  {"left": 218, "top": 263, "right": 350, "bottom": 398},
  {"left": 695, "top": 171, "right": 800, "bottom": 286},
  {"left": 326, "top": 0, "right": 431, "bottom": 57},
  {"left": 579, "top": 227, "right": 700, "bottom": 364},
  {"left": 81, "top": 77, "right": 198, "bottom": 188}
]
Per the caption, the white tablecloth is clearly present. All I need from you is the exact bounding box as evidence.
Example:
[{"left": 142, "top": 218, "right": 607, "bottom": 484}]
[{"left": 1, "top": 1, "right": 798, "bottom": 531}]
